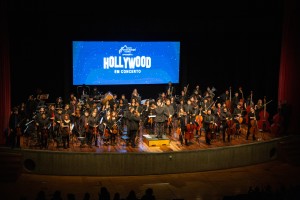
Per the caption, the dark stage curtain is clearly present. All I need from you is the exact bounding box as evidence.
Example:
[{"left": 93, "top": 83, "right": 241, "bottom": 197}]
[
  {"left": 278, "top": 0, "right": 300, "bottom": 133},
  {"left": 0, "top": 0, "right": 11, "bottom": 144}
]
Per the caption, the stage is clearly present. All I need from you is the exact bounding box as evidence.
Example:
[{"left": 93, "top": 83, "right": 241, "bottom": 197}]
[{"left": 0, "top": 125, "right": 288, "bottom": 176}]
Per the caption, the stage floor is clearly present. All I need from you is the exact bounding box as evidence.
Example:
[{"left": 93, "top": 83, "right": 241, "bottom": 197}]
[{"left": 19, "top": 124, "right": 276, "bottom": 153}]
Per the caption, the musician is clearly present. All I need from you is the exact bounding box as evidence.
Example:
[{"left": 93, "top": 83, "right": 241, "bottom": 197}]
[
  {"left": 110, "top": 110, "right": 119, "bottom": 145},
  {"left": 220, "top": 107, "right": 232, "bottom": 142},
  {"left": 192, "top": 85, "right": 202, "bottom": 101},
  {"left": 201, "top": 98, "right": 210, "bottom": 113},
  {"left": 164, "top": 98, "right": 175, "bottom": 136},
  {"left": 194, "top": 106, "right": 203, "bottom": 137},
  {"left": 26, "top": 94, "right": 37, "bottom": 119},
  {"left": 219, "top": 89, "right": 230, "bottom": 105},
  {"left": 177, "top": 108, "right": 186, "bottom": 145},
  {"left": 231, "top": 92, "right": 240, "bottom": 112},
  {"left": 126, "top": 106, "right": 141, "bottom": 148},
  {"left": 55, "top": 96, "right": 64, "bottom": 109},
  {"left": 36, "top": 113, "right": 50, "bottom": 149},
  {"left": 154, "top": 100, "right": 165, "bottom": 139},
  {"left": 165, "top": 81, "right": 174, "bottom": 97},
  {"left": 91, "top": 86, "right": 101, "bottom": 98},
  {"left": 120, "top": 94, "right": 129, "bottom": 106},
  {"left": 62, "top": 104, "right": 72, "bottom": 121},
  {"left": 183, "top": 99, "right": 194, "bottom": 124},
  {"left": 131, "top": 88, "right": 141, "bottom": 103},
  {"left": 8, "top": 107, "right": 22, "bottom": 148},
  {"left": 79, "top": 110, "right": 90, "bottom": 146},
  {"left": 246, "top": 107, "right": 258, "bottom": 141},
  {"left": 203, "top": 109, "right": 216, "bottom": 145},
  {"left": 185, "top": 121, "right": 196, "bottom": 146},
  {"left": 88, "top": 111, "right": 100, "bottom": 147},
  {"left": 54, "top": 107, "right": 64, "bottom": 146},
  {"left": 179, "top": 90, "right": 187, "bottom": 103},
  {"left": 233, "top": 103, "right": 243, "bottom": 132},
  {"left": 36, "top": 106, "right": 46, "bottom": 122},
  {"left": 72, "top": 108, "right": 82, "bottom": 137},
  {"left": 145, "top": 102, "right": 156, "bottom": 134},
  {"left": 135, "top": 101, "right": 143, "bottom": 115},
  {"left": 61, "top": 113, "right": 72, "bottom": 149}
]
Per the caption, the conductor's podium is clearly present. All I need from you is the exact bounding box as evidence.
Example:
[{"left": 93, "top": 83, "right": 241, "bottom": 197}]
[{"left": 142, "top": 134, "right": 170, "bottom": 146}]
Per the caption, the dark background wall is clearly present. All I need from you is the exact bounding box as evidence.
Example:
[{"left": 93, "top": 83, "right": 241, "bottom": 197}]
[{"left": 8, "top": 1, "right": 283, "bottom": 116}]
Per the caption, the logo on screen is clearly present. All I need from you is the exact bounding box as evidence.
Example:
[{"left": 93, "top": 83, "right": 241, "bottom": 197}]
[
  {"left": 103, "top": 45, "right": 151, "bottom": 72},
  {"left": 118, "top": 45, "right": 136, "bottom": 56}
]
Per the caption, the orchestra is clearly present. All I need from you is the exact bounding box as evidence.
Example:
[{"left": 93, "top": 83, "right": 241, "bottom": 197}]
[{"left": 7, "top": 83, "right": 279, "bottom": 150}]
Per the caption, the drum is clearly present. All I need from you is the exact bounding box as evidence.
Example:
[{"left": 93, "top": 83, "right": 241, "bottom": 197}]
[{"left": 101, "top": 92, "right": 113, "bottom": 104}]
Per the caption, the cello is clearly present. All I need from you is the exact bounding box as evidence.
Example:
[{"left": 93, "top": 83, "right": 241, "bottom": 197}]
[{"left": 257, "top": 96, "right": 271, "bottom": 132}]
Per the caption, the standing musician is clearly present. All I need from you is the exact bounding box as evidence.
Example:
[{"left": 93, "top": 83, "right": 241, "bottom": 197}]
[
  {"left": 164, "top": 98, "right": 175, "bottom": 137},
  {"left": 126, "top": 106, "right": 141, "bottom": 148},
  {"left": 54, "top": 108, "right": 64, "bottom": 147},
  {"left": 9, "top": 107, "right": 22, "bottom": 149},
  {"left": 110, "top": 110, "right": 119, "bottom": 145},
  {"left": 102, "top": 109, "right": 112, "bottom": 145},
  {"left": 146, "top": 101, "right": 156, "bottom": 135},
  {"left": 166, "top": 81, "right": 175, "bottom": 98},
  {"left": 192, "top": 85, "right": 202, "bottom": 101},
  {"left": 88, "top": 111, "right": 100, "bottom": 147},
  {"left": 154, "top": 100, "right": 165, "bottom": 139},
  {"left": 183, "top": 99, "right": 194, "bottom": 125},
  {"left": 184, "top": 120, "right": 196, "bottom": 146},
  {"left": 232, "top": 103, "right": 243, "bottom": 135},
  {"left": 231, "top": 91, "right": 240, "bottom": 112},
  {"left": 36, "top": 113, "right": 51, "bottom": 149},
  {"left": 203, "top": 109, "right": 216, "bottom": 145},
  {"left": 79, "top": 110, "right": 90, "bottom": 147},
  {"left": 246, "top": 107, "right": 258, "bottom": 141},
  {"left": 220, "top": 107, "right": 232, "bottom": 142},
  {"left": 177, "top": 108, "right": 187, "bottom": 145},
  {"left": 61, "top": 113, "right": 72, "bottom": 149},
  {"left": 47, "top": 104, "right": 57, "bottom": 140},
  {"left": 194, "top": 106, "right": 203, "bottom": 137}
]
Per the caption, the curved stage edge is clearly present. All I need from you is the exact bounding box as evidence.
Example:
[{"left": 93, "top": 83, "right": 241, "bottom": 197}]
[{"left": 1, "top": 137, "right": 287, "bottom": 176}]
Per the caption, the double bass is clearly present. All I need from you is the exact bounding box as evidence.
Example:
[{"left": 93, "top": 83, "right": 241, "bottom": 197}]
[
  {"left": 225, "top": 86, "right": 232, "bottom": 113},
  {"left": 257, "top": 96, "right": 271, "bottom": 132},
  {"left": 245, "top": 91, "right": 253, "bottom": 124}
]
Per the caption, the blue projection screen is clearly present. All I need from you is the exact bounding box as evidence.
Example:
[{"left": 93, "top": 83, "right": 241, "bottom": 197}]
[{"left": 72, "top": 41, "right": 180, "bottom": 85}]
